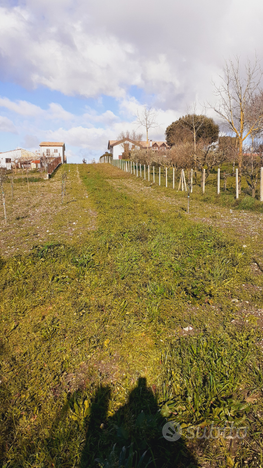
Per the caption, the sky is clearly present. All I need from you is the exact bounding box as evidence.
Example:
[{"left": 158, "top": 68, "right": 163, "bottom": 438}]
[{"left": 0, "top": 0, "right": 263, "bottom": 162}]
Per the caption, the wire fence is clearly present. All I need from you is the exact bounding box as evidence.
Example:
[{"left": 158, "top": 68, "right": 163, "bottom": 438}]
[{"left": 111, "top": 159, "right": 263, "bottom": 202}]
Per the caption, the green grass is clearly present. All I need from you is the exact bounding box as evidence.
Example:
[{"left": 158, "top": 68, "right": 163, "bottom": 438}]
[
  {"left": 1, "top": 164, "right": 263, "bottom": 467},
  {"left": 116, "top": 161, "right": 263, "bottom": 213}
]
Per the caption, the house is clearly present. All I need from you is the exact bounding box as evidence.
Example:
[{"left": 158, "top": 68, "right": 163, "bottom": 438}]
[
  {"left": 0, "top": 148, "right": 36, "bottom": 170},
  {"left": 39, "top": 142, "right": 66, "bottom": 163},
  {"left": 150, "top": 141, "right": 170, "bottom": 151},
  {"left": 31, "top": 159, "right": 42, "bottom": 169},
  {"left": 107, "top": 138, "right": 170, "bottom": 160}
]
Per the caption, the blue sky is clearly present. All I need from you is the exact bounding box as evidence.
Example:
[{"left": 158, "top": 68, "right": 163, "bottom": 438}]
[{"left": 1, "top": 0, "right": 263, "bottom": 162}]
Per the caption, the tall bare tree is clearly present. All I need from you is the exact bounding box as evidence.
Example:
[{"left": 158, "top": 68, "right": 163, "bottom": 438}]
[
  {"left": 212, "top": 57, "right": 263, "bottom": 192},
  {"left": 136, "top": 106, "right": 158, "bottom": 148},
  {"left": 117, "top": 130, "right": 143, "bottom": 143}
]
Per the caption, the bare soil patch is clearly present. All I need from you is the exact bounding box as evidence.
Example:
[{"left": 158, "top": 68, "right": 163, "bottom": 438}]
[{"left": 0, "top": 166, "right": 96, "bottom": 258}]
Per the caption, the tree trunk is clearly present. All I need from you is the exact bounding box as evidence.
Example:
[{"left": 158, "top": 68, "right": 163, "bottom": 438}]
[
  {"left": 193, "top": 129, "right": 197, "bottom": 172},
  {"left": 238, "top": 138, "right": 243, "bottom": 195}
]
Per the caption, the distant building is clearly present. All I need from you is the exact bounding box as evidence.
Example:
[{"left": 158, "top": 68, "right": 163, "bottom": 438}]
[
  {"left": 0, "top": 148, "right": 36, "bottom": 170},
  {"left": 39, "top": 142, "right": 66, "bottom": 163},
  {"left": 31, "top": 159, "right": 42, "bottom": 169},
  {"left": 108, "top": 138, "right": 170, "bottom": 160}
]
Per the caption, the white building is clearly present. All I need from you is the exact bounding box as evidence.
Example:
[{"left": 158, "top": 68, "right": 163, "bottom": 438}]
[
  {"left": 108, "top": 138, "right": 142, "bottom": 160},
  {"left": 0, "top": 148, "right": 36, "bottom": 170},
  {"left": 39, "top": 142, "right": 66, "bottom": 163},
  {"left": 107, "top": 138, "right": 170, "bottom": 160}
]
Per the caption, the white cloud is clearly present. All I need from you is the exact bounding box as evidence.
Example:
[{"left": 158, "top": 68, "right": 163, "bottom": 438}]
[
  {"left": 0, "top": 97, "right": 43, "bottom": 117},
  {"left": 0, "top": 97, "right": 75, "bottom": 121},
  {"left": 0, "top": 1, "right": 240, "bottom": 105},
  {"left": 1, "top": 0, "right": 263, "bottom": 158},
  {"left": 47, "top": 126, "right": 106, "bottom": 150},
  {"left": 1, "top": 0, "right": 263, "bottom": 117},
  {"left": 47, "top": 103, "right": 74, "bottom": 121},
  {"left": 21, "top": 134, "right": 39, "bottom": 149},
  {"left": 0, "top": 116, "right": 17, "bottom": 133}
]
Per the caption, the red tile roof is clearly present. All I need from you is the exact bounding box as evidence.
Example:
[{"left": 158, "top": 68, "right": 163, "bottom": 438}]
[
  {"left": 39, "top": 142, "right": 65, "bottom": 147},
  {"left": 108, "top": 139, "right": 169, "bottom": 149}
]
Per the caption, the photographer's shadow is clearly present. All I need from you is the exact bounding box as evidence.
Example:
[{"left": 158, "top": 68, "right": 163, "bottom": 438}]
[{"left": 80, "top": 377, "right": 198, "bottom": 468}]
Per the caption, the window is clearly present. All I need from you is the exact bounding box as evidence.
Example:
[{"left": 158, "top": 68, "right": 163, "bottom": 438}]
[
  {"left": 5, "top": 158, "right": 11, "bottom": 163},
  {"left": 46, "top": 149, "right": 50, "bottom": 156},
  {"left": 54, "top": 149, "right": 58, "bottom": 153}
]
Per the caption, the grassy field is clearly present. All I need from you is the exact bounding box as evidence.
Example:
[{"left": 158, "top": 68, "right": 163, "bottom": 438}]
[
  {"left": 114, "top": 162, "right": 263, "bottom": 213},
  {"left": 1, "top": 163, "right": 263, "bottom": 467}
]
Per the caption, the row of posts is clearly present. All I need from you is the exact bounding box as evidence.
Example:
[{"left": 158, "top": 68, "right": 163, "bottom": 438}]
[{"left": 112, "top": 160, "right": 263, "bottom": 202}]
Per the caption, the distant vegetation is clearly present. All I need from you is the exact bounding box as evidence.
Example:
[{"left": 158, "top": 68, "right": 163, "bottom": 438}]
[{"left": 165, "top": 114, "right": 219, "bottom": 147}]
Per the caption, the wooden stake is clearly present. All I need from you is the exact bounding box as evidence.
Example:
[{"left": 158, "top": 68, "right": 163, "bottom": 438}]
[
  {"left": 26, "top": 168, "right": 30, "bottom": 192},
  {"left": 260, "top": 168, "right": 263, "bottom": 201},
  {"left": 202, "top": 169, "right": 205, "bottom": 194},
  {"left": 236, "top": 168, "right": 239, "bottom": 199},
  {"left": 178, "top": 170, "right": 183, "bottom": 191},
  {"left": 190, "top": 169, "right": 193, "bottom": 193},
  {"left": 1, "top": 181, "right": 7, "bottom": 224},
  {"left": 144, "top": 165, "right": 146, "bottom": 179},
  {"left": 11, "top": 176, "right": 14, "bottom": 200},
  {"left": 183, "top": 170, "right": 187, "bottom": 191},
  {"left": 217, "top": 168, "right": 220, "bottom": 195},
  {"left": 148, "top": 165, "right": 150, "bottom": 182},
  {"left": 185, "top": 171, "right": 188, "bottom": 190}
]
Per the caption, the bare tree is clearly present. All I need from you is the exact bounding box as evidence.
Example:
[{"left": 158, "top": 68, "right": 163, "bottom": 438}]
[
  {"left": 118, "top": 130, "right": 143, "bottom": 143},
  {"left": 168, "top": 138, "right": 231, "bottom": 182},
  {"left": 169, "top": 142, "right": 194, "bottom": 170},
  {"left": 129, "top": 148, "right": 154, "bottom": 165},
  {"left": 117, "top": 130, "right": 143, "bottom": 159},
  {"left": 212, "top": 57, "right": 263, "bottom": 192},
  {"left": 195, "top": 142, "right": 230, "bottom": 180},
  {"left": 242, "top": 144, "right": 263, "bottom": 197},
  {"left": 136, "top": 106, "right": 158, "bottom": 148}
]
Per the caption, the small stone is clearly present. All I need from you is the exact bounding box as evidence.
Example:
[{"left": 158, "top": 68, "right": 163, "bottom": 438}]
[
  {"left": 183, "top": 326, "right": 193, "bottom": 331},
  {"left": 231, "top": 299, "right": 239, "bottom": 303}
]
